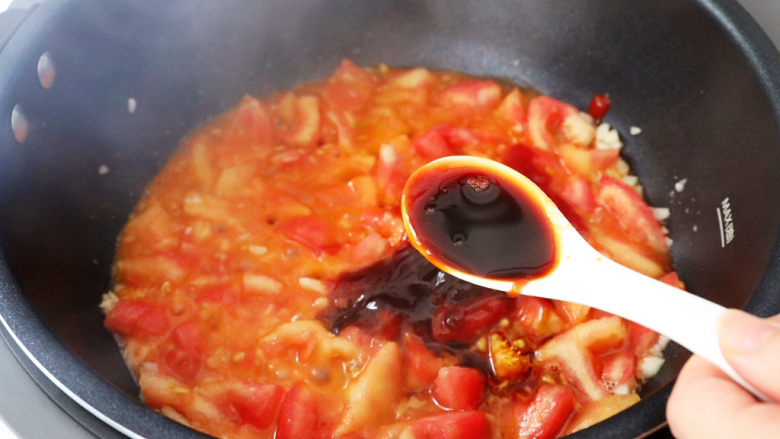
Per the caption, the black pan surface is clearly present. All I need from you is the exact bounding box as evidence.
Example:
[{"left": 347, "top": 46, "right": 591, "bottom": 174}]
[{"left": 0, "top": 1, "right": 778, "bottom": 438}]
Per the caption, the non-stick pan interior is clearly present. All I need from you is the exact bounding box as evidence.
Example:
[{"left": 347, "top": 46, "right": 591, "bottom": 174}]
[{"left": 0, "top": 0, "right": 778, "bottom": 438}]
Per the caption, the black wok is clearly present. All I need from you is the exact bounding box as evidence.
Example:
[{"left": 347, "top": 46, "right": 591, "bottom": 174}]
[{"left": 0, "top": 1, "right": 778, "bottom": 438}]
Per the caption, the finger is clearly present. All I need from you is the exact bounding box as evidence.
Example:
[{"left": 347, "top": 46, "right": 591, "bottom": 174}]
[
  {"left": 667, "top": 355, "right": 780, "bottom": 439},
  {"left": 718, "top": 309, "right": 780, "bottom": 401},
  {"left": 766, "top": 313, "right": 780, "bottom": 325}
]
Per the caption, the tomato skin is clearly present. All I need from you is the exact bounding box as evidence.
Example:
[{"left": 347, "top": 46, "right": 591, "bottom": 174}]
[
  {"left": 412, "top": 124, "right": 455, "bottom": 159},
  {"left": 527, "top": 96, "right": 579, "bottom": 150},
  {"left": 628, "top": 321, "right": 659, "bottom": 356},
  {"left": 432, "top": 293, "right": 512, "bottom": 342},
  {"left": 412, "top": 411, "right": 491, "bottom": 439},
  {"left": 412, "top": 124, "right": 479, "bottom": 160},
  {"left": 597, "top": 175, "right": 668, "bottom": 255},
  {"left": 285, "top": 95, "right": 322, "bottom": 147},
  {"left": 504, "top": 143, "right": 566, "bottom": 190},
  {"left": 277, "top": 383, "right": 327, "bottom": 439},
  {"left": 433, "top": 366, "right": 486, "bottom": 410},
  {"left": 515, "top": 385, "right": 576, "bottom": 439},
  {"left": 496, "top": 88, "right": 526, "bottom": 127},
  {"left": 225, "top": 382, "right": 285, "bottom": 431},
  {"left": 600, "top": 351, "right": 637, "bottom": 388},
  {"left": 105, "top": 299, "right": 170, "bottom": 336},
  {"left": 558, "top": 175, "right": 596, "bottom": 214},
  {"left": 227, "top": 95, "right": 274, "bottom": 146},
  {"left": 588, "top": 93, "right": 611, "bottom": 123},
  {"left": 323, "top": 59, "right": 375, "bottom": 112},
  {"left": 514, "top": 297, "right": 565, "bottom": 338},
  {"left": 279, "top": 216, "right": 340, "bottom": 255}
]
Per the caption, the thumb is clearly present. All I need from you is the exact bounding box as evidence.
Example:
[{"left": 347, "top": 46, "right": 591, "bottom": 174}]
[{"left": 718, "top": 309, "right": 780, "bottom": 402}]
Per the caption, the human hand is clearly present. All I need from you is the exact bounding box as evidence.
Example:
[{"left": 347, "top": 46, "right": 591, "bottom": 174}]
[{"left": 666, "top": 310, "right": 780, "bottom": 438}]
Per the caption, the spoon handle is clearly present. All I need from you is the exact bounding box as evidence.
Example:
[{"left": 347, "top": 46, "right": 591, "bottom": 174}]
[{"left": 523, "top": 232, "right": 771, "bottom": 402}]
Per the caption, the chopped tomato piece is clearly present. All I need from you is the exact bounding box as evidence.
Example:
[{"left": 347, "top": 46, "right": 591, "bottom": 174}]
[
  {"left": 374, "top": 143, "right": 409, "bottom": 204},
  {"left": 432, "top": 293, "right": 512, "bottom": 342},
  {"left": 496, "top": 88, "right": 526, "bottom": 129},
  {"left": 537, "top": 317, "right": 627, "bottom": 399},
  {"left": 116, "top": 253, "right": 187, "bottom": 287},
  {"left": 599, "top": 351, "right": 637, "bottom": 391},
  {"left": 325, "top": 109, "right": 354, "bottom": 148},
  {"left": 277, "top": 383, "right": 328, "bottom": 439},
  {"left": 224, "top": 382, "right": 284, "bottom": 431},
  {"left": 159, "top": 346, "right": 202, "bottom": 384},
  {"left": 503, "top": 143, "right": 566, "bottom": 190},
  {"left": 597, "top": 175, "right": 668, "bottom": 255},
  {"left": 336, "top": 343, "right": 402, "bottom": 435},
  {"left": 628, "top": 321, "right": 660, "bottom": 356},
  {"left": 412, "top": 411, "right": 491, "bottom": 439},
  {"left": 514, "top": 385, "right": 576, "bottom": 439},
  {"left": 412, "top": 125, "right": 455, "bottom": 159},
  {"left": 439, "top": 80, "right": 502, "bottom": 115},
  {"left": 322, "top": 59, "right": 375, "bottom": 112},
  {"left": 659, "top": 271, "right": 684, "bottom": 289},
  {"left": 105, "top": 299, "right": 169, "bottom": 336},
  {"left": 170, "top": 320, "right": 206, "bottom": 353},
  {"left": 403, "top": 332, "right": 449, "bottom": 390},
  {"left": 552, "top": 301, "right": 591, "bottom": 326},
  {"left": 389, "top": 67, "right": 435, "bottom": 90},
  {"left": 159, "top": 322, "right": 206, "bottom": 384},
  {"left": 558, "top": 143, "right": 619, "bottom": 178},
  {"left": 557, "top": 175, "right": 596, "bottom": 214},
  {"left": 279, "top": 216, "right": 340, "bottom": 255},
  {"left": 588, "top": 93, "right": 611, "bottom": 123},
  {"left": 527, "top": 96, "right": 579, "bottom": 150},
  {"left": 589, "top": 226, "right": 667, "bottom": 278},
  {"left": 225, "top": 95, "right": 274, "bottom": 146},
  {"left": 514, "top": 297, "right": 565, "bottom": 338},
  {"left": 411, "top": 124, "right": 479, "bottom": 160},
  {"left": 433, "top": 366, "right": 486, "bottom": 410},
  {"left": 588, "top": 147, "right": 621, "bottom": 170},
  {"left": 285, "top": 95, "right": 321, "bottom": 147},
  {"left": 349, "top": 232, "right": 391, "bottom": 268}
]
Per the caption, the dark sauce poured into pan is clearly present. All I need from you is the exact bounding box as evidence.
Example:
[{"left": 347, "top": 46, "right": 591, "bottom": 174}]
[
  {"left": 320, "top": 163, "right": 557, "bottom": 374},
  {"left": 319, "top": 246, "right": 510, "bottom": 373}
]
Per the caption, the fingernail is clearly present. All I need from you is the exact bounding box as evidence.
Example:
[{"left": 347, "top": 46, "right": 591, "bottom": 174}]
[{"left": 718, "top": 310, "right": 778, "bottom": 354}]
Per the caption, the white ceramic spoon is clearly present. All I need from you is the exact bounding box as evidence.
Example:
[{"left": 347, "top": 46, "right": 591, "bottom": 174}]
[{"left": 401, "top": 155, "right": 769, "bottom": 402}]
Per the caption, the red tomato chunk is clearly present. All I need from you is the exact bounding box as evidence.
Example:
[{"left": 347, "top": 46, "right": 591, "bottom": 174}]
[
  {"left": 433, "top": 366, "right": 486, "bottom": 410},
  {"left": 412, "top": 411, "right": 491, "bottom": 439}
]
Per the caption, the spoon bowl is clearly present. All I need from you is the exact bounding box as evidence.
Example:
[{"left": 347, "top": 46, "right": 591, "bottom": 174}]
[{"left": 401, "top": 155, "right": 769, "bottom": 402}]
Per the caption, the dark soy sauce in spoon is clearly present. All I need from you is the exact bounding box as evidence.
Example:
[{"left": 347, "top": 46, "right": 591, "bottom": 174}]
[{"left": 405, "top": 165, "right": 557, "bottom": 281}]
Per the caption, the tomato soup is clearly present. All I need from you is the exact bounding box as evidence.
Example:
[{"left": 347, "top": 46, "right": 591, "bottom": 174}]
[{"left": 102, "top": 60, "right": 677, "bottom": 439}]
